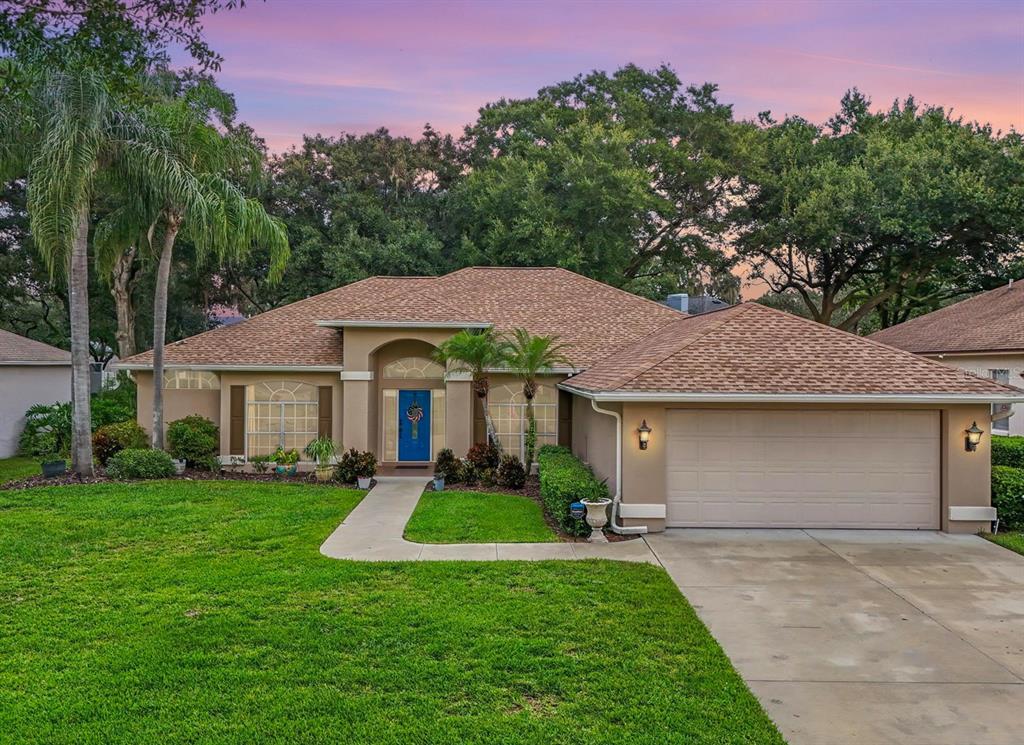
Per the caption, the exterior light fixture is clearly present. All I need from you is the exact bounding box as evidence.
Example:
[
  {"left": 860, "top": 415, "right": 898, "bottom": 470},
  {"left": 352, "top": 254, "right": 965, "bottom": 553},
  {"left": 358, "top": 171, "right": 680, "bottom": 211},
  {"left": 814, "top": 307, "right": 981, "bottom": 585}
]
[
  {"left": 965, "top": 421, "right": 984, "bottom": 452},
  {"left": 638, "top": 419, "right": 652, "bottom": 450}
]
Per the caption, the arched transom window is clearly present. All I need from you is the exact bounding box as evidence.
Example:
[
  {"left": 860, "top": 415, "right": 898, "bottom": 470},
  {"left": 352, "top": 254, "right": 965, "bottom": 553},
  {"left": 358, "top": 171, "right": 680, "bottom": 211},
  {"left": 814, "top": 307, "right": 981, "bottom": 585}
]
[
  {"left": 382, "top": 356, "right": 444, "bottom": 379},
  {"left": 246, "top": 381, "right": 319, "bottom": 456}
]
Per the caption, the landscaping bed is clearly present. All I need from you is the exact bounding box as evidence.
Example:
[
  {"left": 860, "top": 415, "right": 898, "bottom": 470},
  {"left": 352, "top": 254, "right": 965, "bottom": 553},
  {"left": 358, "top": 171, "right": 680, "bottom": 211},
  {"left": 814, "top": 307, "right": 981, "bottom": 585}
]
[{"left": 0, "top": 479, "right": 783, "bottom": 744}]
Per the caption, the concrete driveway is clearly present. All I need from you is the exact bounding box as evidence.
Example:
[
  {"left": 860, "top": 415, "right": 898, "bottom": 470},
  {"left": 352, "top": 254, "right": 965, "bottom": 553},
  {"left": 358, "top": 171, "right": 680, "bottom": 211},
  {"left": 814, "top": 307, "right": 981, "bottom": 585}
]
[{"left": 645, "top": 530, "right": 1024, "bottom": 745}]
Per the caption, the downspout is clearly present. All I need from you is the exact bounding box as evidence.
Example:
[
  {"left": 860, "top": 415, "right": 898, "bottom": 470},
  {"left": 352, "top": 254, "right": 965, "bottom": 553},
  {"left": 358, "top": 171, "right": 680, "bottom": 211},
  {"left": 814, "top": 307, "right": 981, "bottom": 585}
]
[{"left": 590, "top": 399, "right": 647, "bottom": 535}]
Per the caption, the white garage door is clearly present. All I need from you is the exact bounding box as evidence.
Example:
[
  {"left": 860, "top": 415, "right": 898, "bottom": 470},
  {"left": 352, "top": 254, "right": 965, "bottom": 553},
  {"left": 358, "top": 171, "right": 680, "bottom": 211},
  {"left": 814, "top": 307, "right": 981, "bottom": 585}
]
[{"left": 665, "top": 409, "right": 941, "bottom": 529}]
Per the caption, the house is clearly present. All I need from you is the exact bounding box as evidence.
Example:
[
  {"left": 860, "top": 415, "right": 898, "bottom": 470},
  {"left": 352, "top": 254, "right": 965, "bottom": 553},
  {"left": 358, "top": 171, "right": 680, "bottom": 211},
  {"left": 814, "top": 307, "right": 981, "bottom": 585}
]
[
  {"left": 0, "top": 329, "right": 72, "bottom": 457},
  {"left": 869, "top": 281, "right": 1024, "bottom": 437},
  {"left": 120, "top": 267, "right": 1023, "bottom": 534}
]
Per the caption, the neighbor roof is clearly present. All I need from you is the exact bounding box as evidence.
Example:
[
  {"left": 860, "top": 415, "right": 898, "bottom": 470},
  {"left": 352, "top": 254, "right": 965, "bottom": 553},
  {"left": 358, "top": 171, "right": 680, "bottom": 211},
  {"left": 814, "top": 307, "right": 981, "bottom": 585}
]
[
  {"left": 868, "top": 281, "right": 1024, "bottom": 354},
  {"left": 121, "top": 267, "right": 683, "bottom": 370},
  {"left": 562, "top": 303, "right": 1023, "bottom": 400},
  {"left": 0, "top": 329, "right": 71, "bottom": 365}
]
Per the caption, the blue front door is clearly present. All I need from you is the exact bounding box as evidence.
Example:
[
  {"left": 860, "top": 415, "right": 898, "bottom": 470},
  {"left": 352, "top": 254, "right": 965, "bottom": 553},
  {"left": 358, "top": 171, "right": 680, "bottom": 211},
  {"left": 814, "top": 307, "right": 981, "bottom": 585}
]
[{"left": 398, "top": 389, "right": 431, "bottom": 461}]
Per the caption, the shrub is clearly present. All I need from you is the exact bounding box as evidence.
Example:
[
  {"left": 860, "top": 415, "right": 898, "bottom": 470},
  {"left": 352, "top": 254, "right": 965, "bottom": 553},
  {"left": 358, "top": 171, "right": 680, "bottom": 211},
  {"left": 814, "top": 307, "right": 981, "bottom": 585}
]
[
  {"left": 92, "top": 421, "right": 148, "bottom": 466},
  {"left": 166, "top": 415, "right": 219, "bottom": 469},
  {"left": 18, "top": 402, "right": 72, "bottom": 457},
  {"left": 466, "top": 442, "right": 500, "bottom": 471},
  {"left": 249, "top": 454, "right": 272, "bottom": 474},
  {"left": 992, "top": 436, "right": 1024, "bottom": 469},
  {"left": 538, "top": 445, "right": 607, "bottom": 536},
  {"left": 496, "top": 454, "right": 526, "bottom": 489},
  {"left": 992, "top": 465, "right": 1024, "bottom": 530},
  {"left": 336, "top": 448, "right": 377, "bottom": 483},
  {"left": 90, "top": 375, "right": 137, "bottom": 429},
  {"left": 304, "top": 436, "right": 338, "bottom": 468},
  {"left": 106, "top": 448, "right": 176, "bottom": 480},
  {"left": 435, "top": 448, "right": 460, "bottom": 480}
]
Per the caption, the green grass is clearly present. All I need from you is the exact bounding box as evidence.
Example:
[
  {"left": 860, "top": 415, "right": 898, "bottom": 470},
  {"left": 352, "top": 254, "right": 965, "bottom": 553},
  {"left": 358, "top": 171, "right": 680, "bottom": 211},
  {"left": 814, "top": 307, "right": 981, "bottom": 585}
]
[
  {"left": 0, "top": 480, "right": 783, "bottom": 745},
  {"left": 0, "top": 456, "right": 39, "bottom": 484},
  {"left": 405, "top": 490, "right": 559, "bottom": 544},
  {"left": 986, "top": 531, "right": 1024, "bottom": 556}
]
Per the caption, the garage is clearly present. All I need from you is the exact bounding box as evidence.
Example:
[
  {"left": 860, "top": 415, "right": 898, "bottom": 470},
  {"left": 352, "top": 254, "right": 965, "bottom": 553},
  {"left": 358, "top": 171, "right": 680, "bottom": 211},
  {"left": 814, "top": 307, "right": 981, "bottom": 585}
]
[{"left": 664, "top": 409, "right": 941, "bottom": 529}]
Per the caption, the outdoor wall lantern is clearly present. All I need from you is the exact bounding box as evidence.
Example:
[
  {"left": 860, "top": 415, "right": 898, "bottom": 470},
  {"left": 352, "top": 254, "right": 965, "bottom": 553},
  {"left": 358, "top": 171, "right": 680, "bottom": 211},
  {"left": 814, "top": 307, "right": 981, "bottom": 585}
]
[
  {"left": 638, "top": 420, "right": 652, "bottom": 450},
  {"left": 965, "top": 421, "right": 984, "bottom": 452}
]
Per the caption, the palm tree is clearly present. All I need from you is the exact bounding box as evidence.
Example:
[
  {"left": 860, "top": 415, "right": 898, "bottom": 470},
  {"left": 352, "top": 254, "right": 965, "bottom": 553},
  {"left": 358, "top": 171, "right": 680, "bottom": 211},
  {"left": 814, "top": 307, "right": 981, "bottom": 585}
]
[
  {"left": 432, "top": 328, "right": 510, "bottom": 449},
  {"left": 0, "top": 61, "right": 207, "bottom": 474},
  {"left": 136, "top": 76, "right": 289, "bottom": 448},
  {"left": 505, "top": 329, "right": 570, "bottom": 471}
]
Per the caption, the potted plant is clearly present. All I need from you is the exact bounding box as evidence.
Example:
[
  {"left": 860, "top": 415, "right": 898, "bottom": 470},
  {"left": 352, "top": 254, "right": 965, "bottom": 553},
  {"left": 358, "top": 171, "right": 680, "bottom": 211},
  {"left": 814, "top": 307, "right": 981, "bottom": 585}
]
[
  {"left": 249, "top": 454, "right": 271, "bottom": 474},
  {"left": 304, "top": 436, "right": 338, "bottom": 482},
  {"left": 354, "top": 450, "right": 377, "bottom": 489},
  {"left": 272, "top": 447, "right": 299, "bottom": 476},
  {"left": 581, "top": 495, "right": 613, "bottom": 540},
  {"left": 434, "top": 447, "right": 459, "bottom": 492},
  {"left": 40, "top": 454, "right": 67, "bottom": 478},
  {"left": 170, "top": 457, "right": 187, "bottom": 475}
]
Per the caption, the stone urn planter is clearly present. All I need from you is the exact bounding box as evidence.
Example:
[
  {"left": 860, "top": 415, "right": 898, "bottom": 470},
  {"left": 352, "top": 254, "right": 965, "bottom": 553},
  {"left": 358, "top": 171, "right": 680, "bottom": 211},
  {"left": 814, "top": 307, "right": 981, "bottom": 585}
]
[
  {"left": 582, "top": 498, "right": 612, "bottom": 540},
  {"left": 171, "top": 459, "right": 187, "bottom": 476},
  {"left": 314, "top": 465, "right": 333, "bottom": 482}
]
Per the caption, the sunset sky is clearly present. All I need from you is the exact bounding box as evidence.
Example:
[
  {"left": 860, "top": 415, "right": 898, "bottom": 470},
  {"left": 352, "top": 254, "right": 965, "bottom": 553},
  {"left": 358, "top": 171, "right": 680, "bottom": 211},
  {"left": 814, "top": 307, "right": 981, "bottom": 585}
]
[{"left": 195, "top": 0, "right": 1024, "bottom": 152}]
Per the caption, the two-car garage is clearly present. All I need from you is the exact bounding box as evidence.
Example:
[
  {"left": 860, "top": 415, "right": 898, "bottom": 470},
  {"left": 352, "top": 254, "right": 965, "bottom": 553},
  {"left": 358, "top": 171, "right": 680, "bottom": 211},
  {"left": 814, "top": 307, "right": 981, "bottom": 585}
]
[{"left": 663, "top": 409, "right": 941, "bottom": 529}]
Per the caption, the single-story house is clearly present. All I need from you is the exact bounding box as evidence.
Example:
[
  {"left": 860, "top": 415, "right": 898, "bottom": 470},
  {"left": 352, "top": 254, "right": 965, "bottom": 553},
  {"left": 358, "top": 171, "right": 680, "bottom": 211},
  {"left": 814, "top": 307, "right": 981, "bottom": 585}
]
[
  {"left": 870, "top": 280, "right": 1024, "bottom": 437},
  {"left": 120, "top": 267, "right": 1024, "bottom": 534},
  {"left": 0, "top": 329, "right": 72, "bottom": 457}
]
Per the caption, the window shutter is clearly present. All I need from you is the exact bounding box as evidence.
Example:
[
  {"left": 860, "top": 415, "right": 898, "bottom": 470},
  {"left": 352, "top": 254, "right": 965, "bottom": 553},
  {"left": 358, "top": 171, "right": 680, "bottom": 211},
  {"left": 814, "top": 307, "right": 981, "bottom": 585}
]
[
  {"left": 318, "top": 386, "right": 333, "bottom": 438},
  {"left": 230, "top": 386, "right": 245, "bottom": 455}
]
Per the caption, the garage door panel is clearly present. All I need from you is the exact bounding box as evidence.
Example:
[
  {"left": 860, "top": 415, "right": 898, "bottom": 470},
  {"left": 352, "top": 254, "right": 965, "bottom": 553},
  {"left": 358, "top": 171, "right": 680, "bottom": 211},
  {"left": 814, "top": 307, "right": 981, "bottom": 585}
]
[{"left": 665, "top": 409, "right": 940, "bottom": 529}]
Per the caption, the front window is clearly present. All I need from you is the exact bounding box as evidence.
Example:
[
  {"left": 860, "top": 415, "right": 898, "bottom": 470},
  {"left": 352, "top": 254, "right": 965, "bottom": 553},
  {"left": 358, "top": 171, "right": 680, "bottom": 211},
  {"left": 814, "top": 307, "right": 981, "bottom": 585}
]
[
  {"left": 487, "top": 383, "right": 558, "bottom": 460},
  {"left": 246, "top": 381, "right": 318, "bottom": 456},
  {"left": 990, "top": 369, "right": 1011, "bottom": 434},
  {"left": 163, "top": 370, "right": 220, "bottom": 390},
  {"left": 382, "top": 356, "right": 444, "bottom": 379}
]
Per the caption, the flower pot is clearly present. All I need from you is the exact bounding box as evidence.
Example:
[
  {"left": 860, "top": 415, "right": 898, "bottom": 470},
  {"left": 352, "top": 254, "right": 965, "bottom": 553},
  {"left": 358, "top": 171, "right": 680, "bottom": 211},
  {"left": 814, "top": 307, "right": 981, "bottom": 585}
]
[
  {"left": 41, "top": 460, "right": 66, "bottom": 478},
  {"left": 171, "top": 459, "right": 187, "bottom": 476},
  {"left": 433, "top": 477, "right": 444, "bottom": 492},
  {"left": 315, "top": 465, "right": 333, "bottom": 482},
  {"left": 582, "top": 498, "right": 612, "bottom": 532},
  {"left": 276, "top": 464, "right": 297, "bottom": 476},
  {"left": 357, "top": 476, "right": 372, "bottom": 489}
]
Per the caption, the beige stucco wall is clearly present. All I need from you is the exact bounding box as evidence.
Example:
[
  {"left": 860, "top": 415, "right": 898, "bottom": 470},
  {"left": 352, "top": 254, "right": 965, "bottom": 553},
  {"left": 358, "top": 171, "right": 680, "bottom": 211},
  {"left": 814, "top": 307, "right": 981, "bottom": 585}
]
[
  {"left": 567, "top": 397, "right": 994, "bottom": 534},
  {"left": 926, "top": 353, "right": 1023, "bottom": 436},
  {"left": 0, "top": 364, "right": 72, "bottom": 457},
  {"left": 135, "top": 371, "right": 221, "bottom": 441}
]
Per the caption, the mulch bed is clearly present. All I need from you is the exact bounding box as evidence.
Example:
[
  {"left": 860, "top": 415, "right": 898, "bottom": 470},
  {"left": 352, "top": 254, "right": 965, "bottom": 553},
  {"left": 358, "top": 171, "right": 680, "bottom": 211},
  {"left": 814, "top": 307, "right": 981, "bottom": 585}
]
[{"left": 1, "top": 468, "right": 365, "bottom": 491}]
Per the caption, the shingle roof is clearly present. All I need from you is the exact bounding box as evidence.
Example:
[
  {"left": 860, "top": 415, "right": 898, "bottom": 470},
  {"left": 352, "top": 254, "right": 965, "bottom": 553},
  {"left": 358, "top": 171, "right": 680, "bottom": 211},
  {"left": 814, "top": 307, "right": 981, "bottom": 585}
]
[
  {"left": 868, "top": 281, "right": 1024, "bottom": 354},
  {"left": 0, "top": 329, "right": 71, "bottom": 364},
  {"left": 121, "top": 267, "right": 683, "bottom": 369},
  {"left": 563, "top": 303, "right": 1022, "bottom": 397}
]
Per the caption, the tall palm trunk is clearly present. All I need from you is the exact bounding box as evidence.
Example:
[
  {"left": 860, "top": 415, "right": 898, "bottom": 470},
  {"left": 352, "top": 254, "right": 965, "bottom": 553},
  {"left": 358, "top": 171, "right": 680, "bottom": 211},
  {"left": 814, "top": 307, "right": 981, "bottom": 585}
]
[
  {"left": 69, "top": 204, "right": 94, "bottom": 476},
  {"left": 110, "top": 244, "right": 139, "bottom": 358},
  {"left": 150, "top": 215, "right": 181, "bottom": 449},
  {"left": 475, "top": 375, "right": 501, "bottom": 452},
  {"left": 523, "top": 394, "right": 537, "bottom": 471}
]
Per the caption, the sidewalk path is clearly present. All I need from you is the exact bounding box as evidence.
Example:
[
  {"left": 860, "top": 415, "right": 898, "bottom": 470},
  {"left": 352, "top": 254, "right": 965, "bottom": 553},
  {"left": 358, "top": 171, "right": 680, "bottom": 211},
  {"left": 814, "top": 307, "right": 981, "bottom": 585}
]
[{"left": 319, "top": 479, "right": 658, "bottom": 563}]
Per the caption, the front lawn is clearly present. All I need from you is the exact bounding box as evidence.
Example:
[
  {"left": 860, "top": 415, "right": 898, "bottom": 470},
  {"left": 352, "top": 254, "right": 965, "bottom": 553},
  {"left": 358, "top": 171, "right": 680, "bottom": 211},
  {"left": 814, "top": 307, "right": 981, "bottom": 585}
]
[
  {"left": 985, "top": 531, "right": 1024, "bottom": 556},
  {"left": 0, "top": 480, "right": 782, "bottom": 744},
  {"left": 0, "top": 456, "right": 39, "bottom": 485},
  {"left": 405, "top": 489, "right": 559, "bottom": 544}
]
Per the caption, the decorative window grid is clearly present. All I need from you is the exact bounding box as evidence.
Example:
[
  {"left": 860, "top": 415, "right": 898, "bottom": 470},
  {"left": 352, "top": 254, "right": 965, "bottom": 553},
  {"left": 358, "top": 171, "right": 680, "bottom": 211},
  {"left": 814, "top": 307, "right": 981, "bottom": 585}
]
[
  {"left": 245, "top": 381, "right": 319, "bottom": 456},
  {"left": 487, "top": 383, "right": 557, "bottom": 460},
  {"left": 163, "top": 370, "right": 220, "bottom": 390},
  {"left": 382, "top": 357, "right": 444, "bottom": 379}
]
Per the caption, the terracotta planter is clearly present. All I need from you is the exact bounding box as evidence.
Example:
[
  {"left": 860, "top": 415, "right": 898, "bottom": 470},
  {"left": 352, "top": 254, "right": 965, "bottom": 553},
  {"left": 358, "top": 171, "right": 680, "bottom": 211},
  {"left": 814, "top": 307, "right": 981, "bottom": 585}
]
[
  {"left": 582, "top": 498, "right": 612, "bottom": 532},
  {"left": 315, "top": 465, "right": 333, "bottom": 482}
]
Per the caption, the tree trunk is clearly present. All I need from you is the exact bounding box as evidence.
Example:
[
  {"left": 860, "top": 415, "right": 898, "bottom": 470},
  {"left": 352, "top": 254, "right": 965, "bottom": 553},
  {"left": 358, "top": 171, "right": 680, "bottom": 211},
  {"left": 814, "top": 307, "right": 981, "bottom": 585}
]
[
  {"left": 68, "top": 204, "right": 94, "bottom": 476},
  {"left": 110, "top": 244, "right": 139, "bottom": 358},
  {"left": 151, "top": 216, "right": 181, "bottom": 450},
  {"left": 524, "top": 395, "right": 537, "bottom": 472}
]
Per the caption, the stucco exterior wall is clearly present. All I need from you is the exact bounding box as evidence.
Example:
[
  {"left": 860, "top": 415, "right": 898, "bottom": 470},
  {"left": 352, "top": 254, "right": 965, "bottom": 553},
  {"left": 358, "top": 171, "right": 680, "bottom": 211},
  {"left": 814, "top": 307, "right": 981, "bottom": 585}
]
[
  {"left": 135, "top": 371, "right": 221, "bottom": 442},
  {"left": 566, "top": 397, "right": 994, "bottom": 533},
  {"left": 926, "top": 353, "right": 1023, "bottom": 435},
  {"left": 0, "top": 365, "right": 72, "bottom": 457}
]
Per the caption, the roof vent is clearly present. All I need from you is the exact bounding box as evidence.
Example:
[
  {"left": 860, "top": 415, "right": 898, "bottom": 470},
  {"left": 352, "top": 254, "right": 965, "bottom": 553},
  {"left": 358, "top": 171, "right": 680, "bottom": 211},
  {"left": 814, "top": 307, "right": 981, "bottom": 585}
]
[{"left": 664, "top": 293, "right": 730, "bottom": 316}]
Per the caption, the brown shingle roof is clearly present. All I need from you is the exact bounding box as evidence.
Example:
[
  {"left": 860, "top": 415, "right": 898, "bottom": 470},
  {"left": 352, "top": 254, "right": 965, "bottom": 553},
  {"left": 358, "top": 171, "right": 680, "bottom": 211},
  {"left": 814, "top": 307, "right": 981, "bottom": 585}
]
[
  {"left": 564, "top": 303, "right": 1022, "bottom": 398},
  {"left": 0, "top": 329, "right": 71, "bottom": 364},
  {"left": 122, "top": 267, "right": 683, "bottom": 369},
  {"left": 868, "top": 281, "right": 1024, "bottom": 354}
]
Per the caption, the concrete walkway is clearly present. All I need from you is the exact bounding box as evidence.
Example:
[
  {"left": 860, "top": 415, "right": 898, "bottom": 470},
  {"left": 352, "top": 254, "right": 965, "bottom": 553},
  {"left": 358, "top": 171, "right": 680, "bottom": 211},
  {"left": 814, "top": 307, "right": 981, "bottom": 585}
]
[
  {"left": 646, "top": 529, "right": 1024, "bottom": 745},
  {"left": 319, "top": 478, "right": 658, "bottom": 563}
]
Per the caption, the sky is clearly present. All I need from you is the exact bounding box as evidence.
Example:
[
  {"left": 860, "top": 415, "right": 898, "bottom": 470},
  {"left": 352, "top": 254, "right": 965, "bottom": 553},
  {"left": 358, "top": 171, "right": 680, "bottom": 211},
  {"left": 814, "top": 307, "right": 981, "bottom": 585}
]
[{"left": 195, "top": 0, "right": 1024, "bottom": 152}]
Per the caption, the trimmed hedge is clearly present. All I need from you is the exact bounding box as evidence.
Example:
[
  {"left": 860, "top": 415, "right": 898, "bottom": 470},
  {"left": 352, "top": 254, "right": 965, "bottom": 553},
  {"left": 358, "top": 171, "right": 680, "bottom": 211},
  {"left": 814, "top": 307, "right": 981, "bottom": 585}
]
[
  {"left": 106, "top": 448, "right": 176, "bottom": 480},
  {"left": 992, "top": 435, "right": 1024, "bottom": 469},
  {"left": 992, "top": 465, "right": 1024, "bottom": 530},
  {"left": 538, "top": 445, "right": 607, "bottom": 537}
]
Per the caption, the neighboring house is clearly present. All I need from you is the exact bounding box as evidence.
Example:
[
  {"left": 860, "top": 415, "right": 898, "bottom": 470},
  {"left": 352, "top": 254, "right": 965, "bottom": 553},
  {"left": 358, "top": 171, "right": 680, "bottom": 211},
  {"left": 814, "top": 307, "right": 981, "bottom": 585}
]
[
  {"left": 869, "top": 281, "right": 1024, "bottom": 437},
  {"left": 0, "top": 329, "right": 72, "bottom": 458},
  {"left": 120, "top": 267, "right": 1022, "bottom": 534}
]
